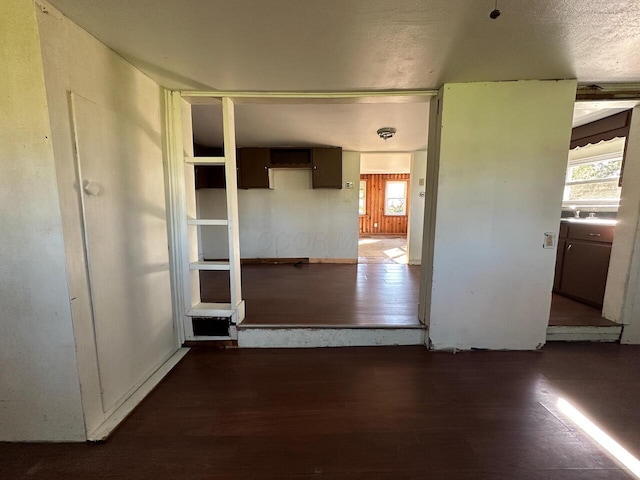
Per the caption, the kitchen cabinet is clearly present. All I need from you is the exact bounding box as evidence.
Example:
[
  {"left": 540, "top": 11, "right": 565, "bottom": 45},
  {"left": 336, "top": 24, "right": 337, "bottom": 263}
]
[
  {"left": 195, "top": 165, "right": 225, "bottom": 189},
  {"left": 238, "top": 148, "right": 270, "bottom": 189},
  {"left": 553, "top": 220, "right": 615, "bottom": 307},
  {"left": 197, "top": 146, "right": 343, "bottom": 189},
  {"left": 312, "top": 147, "right": 342, "bottom": 189}
]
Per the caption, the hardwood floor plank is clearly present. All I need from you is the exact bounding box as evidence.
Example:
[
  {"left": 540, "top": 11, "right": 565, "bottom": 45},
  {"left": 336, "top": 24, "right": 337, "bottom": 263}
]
[
  {"left": 201, "top": 264, "right": 422, "bottom": 327},
  {"left": 3, "top": 344, "right": 640, "bottom": 479}
]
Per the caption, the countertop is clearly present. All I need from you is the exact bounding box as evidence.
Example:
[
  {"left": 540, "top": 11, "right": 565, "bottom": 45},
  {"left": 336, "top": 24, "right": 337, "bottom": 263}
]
[{"left": 561, "top": 218, "right": 617, "bottom": 226}]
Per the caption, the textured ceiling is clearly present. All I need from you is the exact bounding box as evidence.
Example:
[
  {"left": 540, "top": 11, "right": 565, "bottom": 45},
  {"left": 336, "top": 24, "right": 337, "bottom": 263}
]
[
  {"left": 46, "top": 0, "right": 640, "bottom": 91},
  {"left": 192, "top": 102, "right": 430, "bottom": 151}
]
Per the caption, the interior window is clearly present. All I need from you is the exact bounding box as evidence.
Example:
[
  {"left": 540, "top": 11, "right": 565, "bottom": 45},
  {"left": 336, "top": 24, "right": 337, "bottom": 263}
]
[{"left": 385, "top": 180, "right": 407, "bottom": 216}]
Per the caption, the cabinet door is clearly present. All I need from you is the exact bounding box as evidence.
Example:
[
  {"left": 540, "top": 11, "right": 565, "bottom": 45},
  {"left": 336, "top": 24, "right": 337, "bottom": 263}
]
[
  {"left": 560, "top": 240, "right": 612, "bottom": 306},
  {"left": 312, "top": 147, "right": 342, "bottom": 189},
  {"left": 238, "top": 148, "right": 270, "bottom": 188},
  {"left": 553, "top": 238, "right": 566, "bottom": 292}
]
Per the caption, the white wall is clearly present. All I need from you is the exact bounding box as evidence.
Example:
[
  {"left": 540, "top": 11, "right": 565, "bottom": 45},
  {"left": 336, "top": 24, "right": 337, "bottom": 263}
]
[
  {"left": 0, "top": 0, "right": 85, "bottom": 441},
  {"left": 36, "top": 0, "right": 176, "bottom": 436},
  {"left": 408, "top": 151, "right": 427, "bottom": 264},
  {"left": 198, "top": 152, "right": 360, "bottom": 260},
  {"left": 604, "top": 106, "right": 640, "bottom": 343},
  {"left": 360, "top": 153, "right": 411, "bottom": 174},
  {"left": 426, "top": 80, "right": 577, "bottom": 350}
]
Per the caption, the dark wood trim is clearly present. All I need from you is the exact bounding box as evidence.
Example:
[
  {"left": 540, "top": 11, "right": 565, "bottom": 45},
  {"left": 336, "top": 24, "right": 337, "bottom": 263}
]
[{"left": 183, "top": 340, "right": 238, "bottom": 348}]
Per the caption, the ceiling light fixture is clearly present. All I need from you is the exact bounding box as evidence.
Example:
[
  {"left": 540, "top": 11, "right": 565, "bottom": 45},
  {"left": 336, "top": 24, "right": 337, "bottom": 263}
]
[
  {"left": 377, "top": 127, "right": 396, "bottom": 142},
  {"left": 489, "top": 0, "right": 501, "bottom": 19}
]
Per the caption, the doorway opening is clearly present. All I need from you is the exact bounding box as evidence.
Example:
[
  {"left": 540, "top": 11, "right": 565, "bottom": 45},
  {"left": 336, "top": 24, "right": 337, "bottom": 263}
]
[
  {"left": 548, "top": 101, "right": 637, "bottom": 341},
  {"left": 358, "top": 153, "right": 412, "bottom": 265},
  {"left": 188, "top": 98, "right": 430, "bottom": 331}
]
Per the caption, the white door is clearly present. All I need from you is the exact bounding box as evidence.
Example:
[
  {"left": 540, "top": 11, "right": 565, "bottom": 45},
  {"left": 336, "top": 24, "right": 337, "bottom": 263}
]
[{"left": 72, "top": 93, "right": 175, "bottom": 414}]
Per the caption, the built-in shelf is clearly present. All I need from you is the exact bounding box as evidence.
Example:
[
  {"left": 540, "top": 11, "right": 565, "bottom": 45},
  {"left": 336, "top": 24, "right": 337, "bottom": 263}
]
[
  {"left": 187, "top": 302, "right": 234, "bottom": 317},
  {"left": 187, "top": 218, "right": 228, "bottom": 226},
  {"left": 184, "top": 156, "right": 225, "bottom": 165},
  {"left": 189, "top": 261, "right": 231, "bottom": 271}
]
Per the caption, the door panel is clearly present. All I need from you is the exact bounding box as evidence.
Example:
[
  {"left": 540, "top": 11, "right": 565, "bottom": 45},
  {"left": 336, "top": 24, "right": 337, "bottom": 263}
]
[
  {"left": 560, "top": 240, "right": 611, "bottom": 306},
  {"left": 72, "top": 94, "right": 175, "bottom": 413}
]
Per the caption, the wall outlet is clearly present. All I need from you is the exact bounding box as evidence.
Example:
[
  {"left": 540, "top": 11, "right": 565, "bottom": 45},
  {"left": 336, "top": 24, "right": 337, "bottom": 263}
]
[
  {"left": 374, "top": 222, "right": 378, "bottom": 228},
  {"left": 345, "top": 181, "right": 354, "bottom": 189},
  {"left": 419, "top": 178, "right": 425, "bottom": 186},
  {"left": 543, "top": 232, "right": 556, "bottom": 249}
]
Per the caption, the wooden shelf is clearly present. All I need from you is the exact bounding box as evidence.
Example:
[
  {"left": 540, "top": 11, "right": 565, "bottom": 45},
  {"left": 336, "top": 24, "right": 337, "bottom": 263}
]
[
  {"left": 189, "top": 261, "right": 231, "bottom": 271},
  {"left": 187, "top": 302, "right": 234, "bottom": 317},
  {"left": 187, "top": 218, "right": 228, "bottom": 226},
  {"left": 184, "top": 156, "right": 225, "bottom": 165}
]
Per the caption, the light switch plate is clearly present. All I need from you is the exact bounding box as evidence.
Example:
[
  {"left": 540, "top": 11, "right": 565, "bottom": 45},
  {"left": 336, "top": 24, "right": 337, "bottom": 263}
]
[
  {"left": 543, "top": 232, "right": 556, "bottom": 249},
  {"left": 419, "top": 178, "right": 425, "bottom": 186},
  {"left": 345, "top": 181, "right": 354, "bottom": 189}
]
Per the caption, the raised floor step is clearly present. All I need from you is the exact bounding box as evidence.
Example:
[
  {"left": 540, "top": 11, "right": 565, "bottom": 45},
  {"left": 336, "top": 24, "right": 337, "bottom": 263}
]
[
  {"left": 237, "top": 325, "right": 426, "bottom": 348},
  {"left": 546, "top": 325, "right": 622, "bottom": 342}
]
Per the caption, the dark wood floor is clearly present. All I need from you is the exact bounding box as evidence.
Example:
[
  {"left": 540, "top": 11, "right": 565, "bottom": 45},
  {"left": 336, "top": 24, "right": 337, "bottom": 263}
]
[
  {"left": 202, "top": 266, "right": 621, "bottom": 329},
  {"left": 549, "top": 294, "right": 619, "bottom": 327},
  {"left": 201, "top": 264, "right": 422, "bottom": 327},
  {"left": 3, "top": 344, "right": 640, "bottom": 479}
]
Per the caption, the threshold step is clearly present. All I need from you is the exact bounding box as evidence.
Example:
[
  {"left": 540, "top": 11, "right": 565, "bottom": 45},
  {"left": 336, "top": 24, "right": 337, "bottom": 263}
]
[
  {"left": 237, "top": 326, "right": 426, "bottom": 348},
  {"left": 188, "top": 302, "right": 234, "bottom": 317},
  {"left": 546, "top": 325, "right": 622, "bottom": 342},
  {"left": 189, "top": 261, "right": 231, "bottom": 271},
  {"left": 184, "top": 156, "right": 225, "bottom": 165},
  {"left": 187, "top": 218, "right": 228, "bottom": 226}
]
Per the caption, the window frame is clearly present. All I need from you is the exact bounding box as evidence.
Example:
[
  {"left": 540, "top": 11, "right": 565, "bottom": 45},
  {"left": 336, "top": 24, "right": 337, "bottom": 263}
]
[
  {"left": 562, "top": 151, "right": 623, "bottom": 209},
  {"left": 384, "top": 179, "right": 408, "bottom": 216},
  {"left": 358, "top": 180, "right": 367, "bottom": 216}
]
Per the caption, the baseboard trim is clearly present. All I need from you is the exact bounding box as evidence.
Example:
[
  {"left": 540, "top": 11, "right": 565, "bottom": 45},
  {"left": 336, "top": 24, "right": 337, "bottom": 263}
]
[
  {"left": 309, "top": 258, "right": 358, "bottom": 264},
  {"left": 240, "top": 258, "right": 309, "bottom": 265},
  {"left": 205, "top": 257, "right": 358, "bottom": 265},
  {"left": 86, "top": 348, "right": 189, "bottom": 442}
]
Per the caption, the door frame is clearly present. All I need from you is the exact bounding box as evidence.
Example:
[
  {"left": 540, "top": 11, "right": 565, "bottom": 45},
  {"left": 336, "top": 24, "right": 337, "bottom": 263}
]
[{"left": 162, "top": 89, "right": 438, "bottom": 342}]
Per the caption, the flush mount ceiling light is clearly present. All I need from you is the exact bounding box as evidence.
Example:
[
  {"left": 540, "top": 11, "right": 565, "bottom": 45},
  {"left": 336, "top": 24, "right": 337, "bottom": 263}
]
[
  {"left": 489, "top": 0, "right": 501, "bottom": 19},
  {"left": 377, "top": 127, "right": 396, "bottom": 142}
]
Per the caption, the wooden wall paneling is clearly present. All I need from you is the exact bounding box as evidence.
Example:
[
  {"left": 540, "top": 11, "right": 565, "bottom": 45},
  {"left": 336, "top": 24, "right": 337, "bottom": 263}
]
[{"left": 359, "top": 174, "right": 410, "bottom": 234}]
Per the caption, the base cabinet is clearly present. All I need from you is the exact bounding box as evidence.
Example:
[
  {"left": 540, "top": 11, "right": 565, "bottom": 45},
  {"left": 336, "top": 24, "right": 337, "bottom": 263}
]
[
  {"left": 553, "top": 221, "right": 614, "bottom": 307},
  {"left": 560, "top": 240, "right": 611, "bottom": 306}
]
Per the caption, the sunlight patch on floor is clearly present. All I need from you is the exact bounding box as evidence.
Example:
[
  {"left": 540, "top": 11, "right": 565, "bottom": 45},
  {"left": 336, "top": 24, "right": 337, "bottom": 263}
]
[
  {"left": 557, "top": 398, "right": 640, "bottom": 478},
  {"left": 358, "top": 238, "right": 381, "bottom": 245}
]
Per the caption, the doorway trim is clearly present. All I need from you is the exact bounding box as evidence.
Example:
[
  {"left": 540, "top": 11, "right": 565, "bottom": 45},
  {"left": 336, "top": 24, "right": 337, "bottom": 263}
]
[{"left": 164, "top": 89, "right": 437, "bottom": 344}]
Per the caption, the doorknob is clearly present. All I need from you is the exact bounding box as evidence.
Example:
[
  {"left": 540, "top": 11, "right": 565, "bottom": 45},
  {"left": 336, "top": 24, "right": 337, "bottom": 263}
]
[{"left": 83, "top": 181, "right": 101, "bottom": 196}]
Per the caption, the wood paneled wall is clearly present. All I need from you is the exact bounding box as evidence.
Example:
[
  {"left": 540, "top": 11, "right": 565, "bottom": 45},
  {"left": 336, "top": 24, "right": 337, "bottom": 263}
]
[{"left": 359, "top": 174, "right": 410, "bottom": 235}]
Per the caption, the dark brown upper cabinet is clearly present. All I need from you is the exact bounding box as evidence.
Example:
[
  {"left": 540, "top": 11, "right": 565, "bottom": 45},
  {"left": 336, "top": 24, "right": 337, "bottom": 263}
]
[
  {"left": 312, "top": 147, "right": 342, "bottom": 189},
  {"left": 270, "top": 148, "right": 312, "bottom": 168},
  {"left": 195, "top": 165, "right": 225, "bottom": 189},
  {"left": 209, "top": 146, "right": 343, "bottom": 189},
  {"left": 237, "top": 148, "right": 270, "bottom": 189}
]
